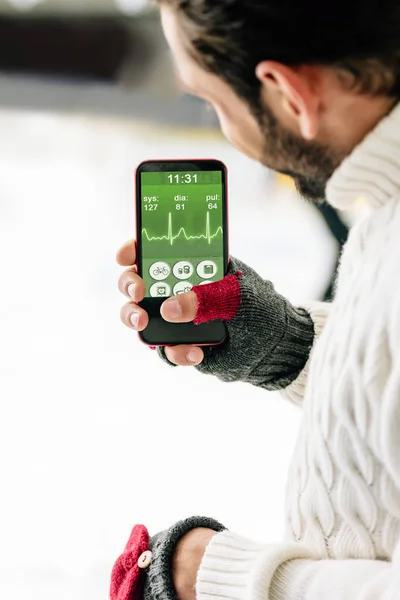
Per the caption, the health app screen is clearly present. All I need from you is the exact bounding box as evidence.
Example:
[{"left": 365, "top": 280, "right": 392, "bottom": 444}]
[{"left": 140, "top": 170, "right": 224, "bottom": 299}]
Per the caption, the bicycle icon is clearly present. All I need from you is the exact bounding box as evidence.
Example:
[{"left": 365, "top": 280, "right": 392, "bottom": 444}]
[
  {"left": 153, "top": 266, "right": 169, "bottom": 276},
  {"left": 150, "top": 261, "right": 170, "bottom": 281}
]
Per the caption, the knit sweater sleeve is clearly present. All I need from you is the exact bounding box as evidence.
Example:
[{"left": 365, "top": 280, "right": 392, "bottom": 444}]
[
  {"left": 280, "top": 301, "right": 332, "bottom": 406},
  {"left": 197, "top": 531, "right": 400, "bottom": 600},
  {"left": 281, "top": 215, "right": 365, "bottom": 407}
]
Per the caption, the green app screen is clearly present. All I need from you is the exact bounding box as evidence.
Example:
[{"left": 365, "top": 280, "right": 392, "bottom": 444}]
[{"left": 140, "top": 170, "right": 225, "bottom": 299}]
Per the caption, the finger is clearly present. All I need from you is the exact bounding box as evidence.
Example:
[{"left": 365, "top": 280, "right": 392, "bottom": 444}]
[
  {"left": 161, "top": 291, "right": 198, "bottom": 323},
  {"left": 165, "top": 345, "right": 204, "bottom": 366},
  {"left": 116, "top": 240, "right": 136, "bottom": 267},
  {"left": 118, "top": 268, "right": 146, "bottom": 303},
  {"left": 120, "top": 302, "right": 149, "bottom": 332}
]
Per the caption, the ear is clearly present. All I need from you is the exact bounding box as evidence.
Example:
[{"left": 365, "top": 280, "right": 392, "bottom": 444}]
[{"left": 255, "top": 61, "right": 320, "bottom": 140}]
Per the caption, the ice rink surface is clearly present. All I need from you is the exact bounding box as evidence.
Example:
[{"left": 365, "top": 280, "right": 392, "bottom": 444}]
[{"left": 0, "top": 109, "right": 338, "bottom": 599}]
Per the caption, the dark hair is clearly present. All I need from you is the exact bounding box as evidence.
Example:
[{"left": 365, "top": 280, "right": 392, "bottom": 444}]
[{"left": 158, "top": 0, "right": 400, "bottom": 107}]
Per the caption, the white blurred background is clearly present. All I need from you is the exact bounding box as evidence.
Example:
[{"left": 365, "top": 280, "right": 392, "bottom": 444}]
[
  {"left": 0, "top": 3, "right": 347, "bottom": 599},
  {"left": 1, "top": 1, "right": 150, "bottom": 16}
]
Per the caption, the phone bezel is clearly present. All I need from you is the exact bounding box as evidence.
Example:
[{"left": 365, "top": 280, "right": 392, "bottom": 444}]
[{"left": 135, "top": 159, "right": 229, "bottom": 347}]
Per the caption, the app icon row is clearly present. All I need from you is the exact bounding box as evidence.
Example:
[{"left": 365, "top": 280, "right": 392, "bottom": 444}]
[
  {"left": 149, "top": 260, "right": 217, "bottom": 281},
  {"left": 149, "top": 280, "right": 213, "bottom": 298}
]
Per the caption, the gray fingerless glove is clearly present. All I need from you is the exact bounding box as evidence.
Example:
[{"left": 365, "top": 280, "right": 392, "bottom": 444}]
[
  {"left": 110, "top": 516, "right": 226, "bottom": 600},
  {"left": 159, "top": 257, "right": 315, "bottom": 391}
]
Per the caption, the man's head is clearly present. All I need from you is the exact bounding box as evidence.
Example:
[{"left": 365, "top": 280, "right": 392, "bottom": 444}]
[{"left": 158, "top": 0, "right": 400, "bottom": 201}]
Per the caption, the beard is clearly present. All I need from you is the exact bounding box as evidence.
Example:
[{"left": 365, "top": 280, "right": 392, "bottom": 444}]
[{"left": 255, "top": 102, "right": 345, "bottom": 203}]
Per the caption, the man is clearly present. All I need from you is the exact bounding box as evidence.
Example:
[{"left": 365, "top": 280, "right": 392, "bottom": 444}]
[{"left": 113, "top": 1, "right": 400, "bottom": 599}]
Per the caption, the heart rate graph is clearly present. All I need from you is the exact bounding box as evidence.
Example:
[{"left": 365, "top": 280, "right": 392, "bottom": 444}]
[{"left": 142, "top": 212, "right": 223, "bottom": 246}]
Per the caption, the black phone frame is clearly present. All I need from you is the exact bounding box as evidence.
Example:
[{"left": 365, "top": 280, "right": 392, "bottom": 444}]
[{"left": 136, "top": 159, "right": 229, "bottom": 347}]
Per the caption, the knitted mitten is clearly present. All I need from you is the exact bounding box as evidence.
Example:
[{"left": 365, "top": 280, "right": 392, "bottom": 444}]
[
  {"left": 110, "top": 516, "right": 226, "bottom": 600},
  {"left": 159, "top": 257, "right": 315, "bottom": 391}
]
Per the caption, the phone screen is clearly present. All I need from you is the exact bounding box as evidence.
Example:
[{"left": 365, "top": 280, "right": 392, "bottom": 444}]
[
  {"left": 140, "top": 168, "right": 225, "bottom": 299},
  {"left": 136, "top": 160, "right": 228, "bottom": 346}
]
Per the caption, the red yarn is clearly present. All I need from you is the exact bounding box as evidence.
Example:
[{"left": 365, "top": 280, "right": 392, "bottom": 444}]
[
  {"left": 110, "top": 525, "right": 150, "bottom": 600},
  {"left": 192, "top": 273, "right": 242, "bottom": 325}
]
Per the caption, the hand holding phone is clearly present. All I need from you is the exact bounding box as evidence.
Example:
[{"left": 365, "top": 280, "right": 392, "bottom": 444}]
[
  {"left": 118, "top": 158, "right": 314, "bottom": 386},
  {"left": 118, "top": 249, "right": 315, "bottom": 387}
]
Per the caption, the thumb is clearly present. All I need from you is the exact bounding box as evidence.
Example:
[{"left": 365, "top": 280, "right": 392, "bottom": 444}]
[{"left": 161, "top": 291, "right": 198, "bottom": 323}]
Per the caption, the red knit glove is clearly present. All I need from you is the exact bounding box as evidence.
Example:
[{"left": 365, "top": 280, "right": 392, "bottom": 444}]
[{"left": 192, "top": 273, "right": 242, "bottom": 325}]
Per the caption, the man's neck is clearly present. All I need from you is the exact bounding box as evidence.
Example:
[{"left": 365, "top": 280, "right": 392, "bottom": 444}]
[{"left": 327, "top": 101, "right": 400, "bottom": 211}]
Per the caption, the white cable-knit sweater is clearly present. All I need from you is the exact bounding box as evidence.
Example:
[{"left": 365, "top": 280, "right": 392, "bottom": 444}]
[{"left": 197, "top": 106, "right": 400, "bottom": 600}]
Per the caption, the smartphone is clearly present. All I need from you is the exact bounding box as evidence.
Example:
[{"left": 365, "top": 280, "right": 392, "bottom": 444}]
[{"left": 136, "top": 159, "right": 229, "bottom": 346}]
